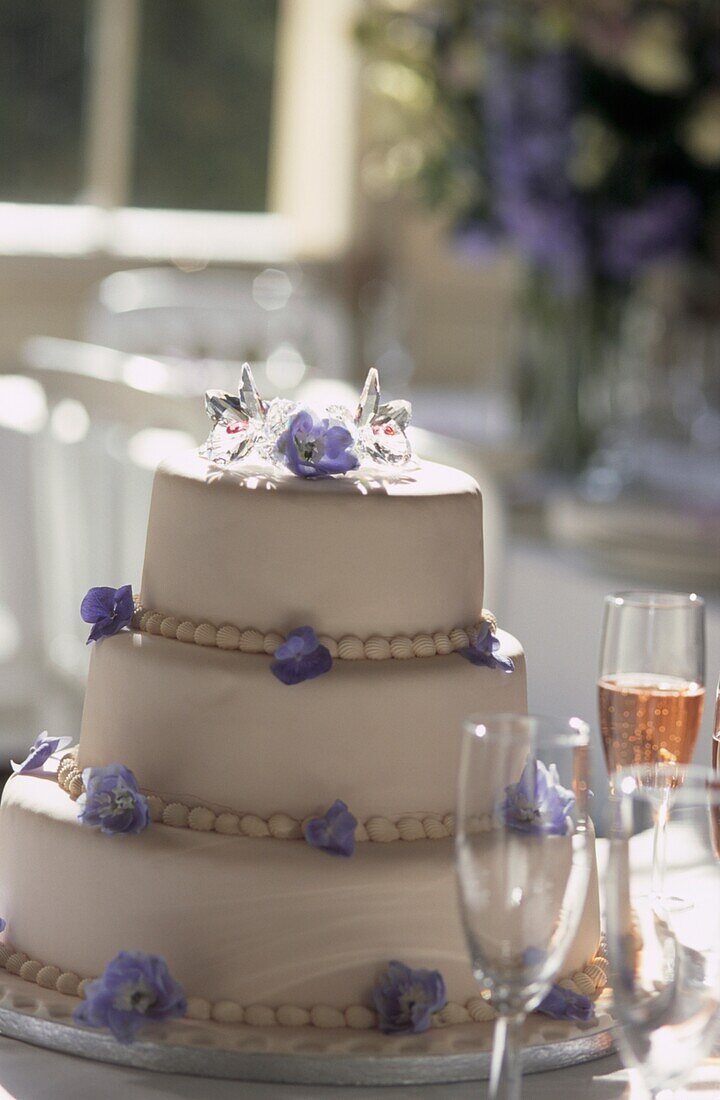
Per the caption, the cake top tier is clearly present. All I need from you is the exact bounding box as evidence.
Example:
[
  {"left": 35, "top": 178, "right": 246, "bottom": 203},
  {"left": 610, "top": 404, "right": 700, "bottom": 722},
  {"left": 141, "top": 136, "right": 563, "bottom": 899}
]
[{"left": 141, "top": 451, "right": 485, "bottom": 639}]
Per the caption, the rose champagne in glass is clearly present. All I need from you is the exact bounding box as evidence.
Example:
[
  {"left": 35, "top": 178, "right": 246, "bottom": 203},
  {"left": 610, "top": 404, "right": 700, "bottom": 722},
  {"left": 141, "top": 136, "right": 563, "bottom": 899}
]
[{"left": 598, "top": 592, "right": 705, "bottom": 776}]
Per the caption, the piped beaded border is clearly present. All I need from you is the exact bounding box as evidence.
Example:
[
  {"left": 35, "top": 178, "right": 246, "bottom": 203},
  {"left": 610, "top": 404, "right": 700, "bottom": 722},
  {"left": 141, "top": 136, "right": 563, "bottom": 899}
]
[
  {"left": 130, "top": 606, "right": 499, "bottom": 662},
  {"left": 0, "top": 938, "right": 608, "bottom": 1030},
  {"left": 57, "top": 751, "right": 467, "bottom": 843}
]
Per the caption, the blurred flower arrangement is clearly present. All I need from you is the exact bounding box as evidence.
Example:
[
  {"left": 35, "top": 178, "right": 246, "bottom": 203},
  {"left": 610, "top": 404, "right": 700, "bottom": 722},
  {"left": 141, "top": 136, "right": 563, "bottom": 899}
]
[{"left": 357, "top": 0, "right": 720, "bottom": 472}]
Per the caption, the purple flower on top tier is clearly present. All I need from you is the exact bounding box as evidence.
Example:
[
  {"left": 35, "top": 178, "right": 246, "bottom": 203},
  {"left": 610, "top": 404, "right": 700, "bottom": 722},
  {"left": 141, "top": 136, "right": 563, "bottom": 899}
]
[
  {"left": 11, "top": 731, "right": 73, "bottom": 775},
  {"left": 73, "top": 951, "right": 186, "bottom": 1044},
  {"left": 538, "top": 983, "right": 593, "bottom": 1023},
  {"left": 270, "top": 627, "right": 332, "bottom": 686},
  {"left": 81, "top": 585, "right": 134, "bottom": 644},
  {"left": 459, "top": 621, "right": 514, "bottom": 673},
  {"left": 275, "top": 409, "right": 359, "bottom": 478},
  {"left": 501, "top": 759, "right": 575, "bottom": 837},
  {"left": 304, "top": 799, "right": 358, "bottom": 857},
  {"left": 78, "top": 765, "right": 150, "bottom": 836},
  {"left": 373, "top": 960, "right": 447, "bottom": 1034}
]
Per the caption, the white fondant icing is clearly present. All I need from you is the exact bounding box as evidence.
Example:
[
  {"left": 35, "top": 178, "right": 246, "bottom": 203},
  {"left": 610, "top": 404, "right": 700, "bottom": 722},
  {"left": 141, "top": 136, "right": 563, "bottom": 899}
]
[
  {"left": 0, "top": 777, "right": 602, "bottom": 1016},
  {"left": 78, "top": 629, "right": 527, "bottom": 819},
  {"left": 141, "top": 453, "right": 485, "bottom": 638}
]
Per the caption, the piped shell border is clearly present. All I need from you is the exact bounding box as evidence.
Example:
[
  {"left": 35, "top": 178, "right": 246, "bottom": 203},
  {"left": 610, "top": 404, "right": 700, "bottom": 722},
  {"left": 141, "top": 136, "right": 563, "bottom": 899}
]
[
  {"left": 131, "top": 606, "right": 499, "bottom": 662},
  {"left": 0, "top": 938, "right": 608, "bottom": 1030},
  {"left": 57, "top": 751, "right": 471, "bottom": 844}
]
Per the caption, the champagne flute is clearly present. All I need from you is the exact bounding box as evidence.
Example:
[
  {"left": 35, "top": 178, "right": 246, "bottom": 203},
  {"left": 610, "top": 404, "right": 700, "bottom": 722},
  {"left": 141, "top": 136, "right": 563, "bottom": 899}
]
[
  {"left": 711, "top": 674, "right": 720, "bottom": 772},
  {"left": 456, "top": 714, "right": 592, "bottom": 1100},
  {"left": 606, "top": 765, "right": 720, "bottom": 1097},
  {"left": 598, "top": 591, "right": 705, "bottom": 776}
]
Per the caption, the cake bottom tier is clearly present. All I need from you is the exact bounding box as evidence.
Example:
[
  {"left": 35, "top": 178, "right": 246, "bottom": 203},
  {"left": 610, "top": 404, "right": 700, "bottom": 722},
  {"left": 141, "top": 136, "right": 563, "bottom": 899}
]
[{"left": 0, "top": 776, "right": 601, "bottom": 1022}]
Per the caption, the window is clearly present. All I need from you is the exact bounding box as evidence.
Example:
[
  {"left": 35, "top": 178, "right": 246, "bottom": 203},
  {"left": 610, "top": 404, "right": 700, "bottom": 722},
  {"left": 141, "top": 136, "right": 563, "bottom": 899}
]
[
  {"left": 0, "top": 0, "right": 86, "bottom": 203},
  {"left": 0, "top": 0, "right": 358, "bottom": 261},
  {"left": 132, "top": 0, "right": 278, "bottom": 212},
  {"left": 0, "top": 0, "right": 278, "bottom": 212}
]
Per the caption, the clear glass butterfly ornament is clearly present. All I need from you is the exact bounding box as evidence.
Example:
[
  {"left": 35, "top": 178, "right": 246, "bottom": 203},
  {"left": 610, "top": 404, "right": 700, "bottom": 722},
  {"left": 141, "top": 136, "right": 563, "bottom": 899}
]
[{"left": 200, "top": 363, "right": 268, "bottom": 465}]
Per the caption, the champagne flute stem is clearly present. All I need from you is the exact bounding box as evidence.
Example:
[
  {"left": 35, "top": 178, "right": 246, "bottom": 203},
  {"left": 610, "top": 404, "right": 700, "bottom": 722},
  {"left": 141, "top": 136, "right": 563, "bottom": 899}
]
[
  {"left": 651, "top": 791, "right": 671, "bottom": 904},
  {"left": 489, "top": 1013, "right": 524, "bottom": 1100}
]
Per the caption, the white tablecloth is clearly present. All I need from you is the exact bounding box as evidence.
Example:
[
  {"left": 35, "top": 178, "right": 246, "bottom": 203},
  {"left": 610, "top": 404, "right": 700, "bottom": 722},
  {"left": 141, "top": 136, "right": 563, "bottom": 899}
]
[{"left": 2, "top": 1041, "right": 720, "bottom": 1099}]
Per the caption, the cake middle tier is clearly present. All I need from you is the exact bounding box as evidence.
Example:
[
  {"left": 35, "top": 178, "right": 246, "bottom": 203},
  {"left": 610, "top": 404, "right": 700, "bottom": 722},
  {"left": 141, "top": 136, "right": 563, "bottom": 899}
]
[{"left": 78, "top": 629, "right": 527, "bottom": 819}]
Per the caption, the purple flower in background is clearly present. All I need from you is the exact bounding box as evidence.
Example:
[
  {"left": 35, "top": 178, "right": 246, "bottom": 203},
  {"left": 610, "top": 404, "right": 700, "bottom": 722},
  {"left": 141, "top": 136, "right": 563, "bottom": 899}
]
[
  {"left": 537, "top": 983, "right": 593, "bottom": 1022},
  {"left": 459, "top": 621, "right": 514, "bottom": 673},
  {"left": 78, "top": 765, "right": 150, "bottom": 836},
  {"left": 275, "top": 409, "right": 359, "bottom": 478},
  {"left": 373, "top": 960, "right": 447, "bottom": 1034},
  {"left": 73, "top": 951, "right": 186, "bottom": 1044},
  {"left": 270, "top": 627, "right": 333, "bottom": 686},
  {"left": 483, "top": 48, "right": 590, "bottom": 289},
  {"left": 501, "top": 759, "right": 575, "bottom": 836},
  {"left": 304, "top": 799, "right": 358, "bottom": 857},
  {"left": 598, "top": 186, "right": 700, "bottom": 279},
  {"left": 11, "top": 731, "right": 73, "bottom": 775},
  {"left": 81, "top": 585, "right": 134, "bottom": 644}
]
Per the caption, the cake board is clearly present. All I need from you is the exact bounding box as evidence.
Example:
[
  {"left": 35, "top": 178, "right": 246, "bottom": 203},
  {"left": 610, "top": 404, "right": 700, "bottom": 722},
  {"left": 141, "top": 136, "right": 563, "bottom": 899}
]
[{"left": 0, "top": 971, "right": 616, "bottom": 1085}]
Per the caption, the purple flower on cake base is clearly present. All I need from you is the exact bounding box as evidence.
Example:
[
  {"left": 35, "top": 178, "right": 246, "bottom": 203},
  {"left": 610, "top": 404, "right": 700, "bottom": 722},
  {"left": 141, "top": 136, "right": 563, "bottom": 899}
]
[
  {"left": 275, "top": 409, "right": 359, "bottom": 478},
  {"left": 11, "top": 731, "right": 73, "bottom": 775},
  {"left": 271, "top": 627, "right": 332, "bottom": 686},
  {"left": 304, "top": 799, "right": 358, "bottom": 857},
  {"left": 501, "top": 759, "right": 575, "bottom": 837},
  {"left": 78, "top": 765, "right": 150, "bottom": 836},
  {"left": 73, "top": 951, "right": 186, "bottom": 1044},
  {"left": 81, "top": 585, "right": 134, "bottom": 644},
  {"left": 459, "top": 622, "right": 514, "bottom": 673},
  {"left": 537, "top": 983, "right": 593, "bottom": 1023},
  {"left": 373, "top": 960, "right": 447, "bottom": 1034}
]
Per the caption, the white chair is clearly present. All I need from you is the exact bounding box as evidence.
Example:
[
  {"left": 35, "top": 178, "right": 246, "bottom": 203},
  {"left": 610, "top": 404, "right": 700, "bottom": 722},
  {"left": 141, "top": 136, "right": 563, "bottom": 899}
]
[{"left": 84, "top": 266, "right": 353, "bottom": 380}]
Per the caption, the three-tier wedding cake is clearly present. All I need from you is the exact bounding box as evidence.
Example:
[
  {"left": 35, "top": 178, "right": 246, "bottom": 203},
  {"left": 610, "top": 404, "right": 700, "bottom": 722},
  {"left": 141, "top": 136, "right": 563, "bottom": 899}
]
[{"left": 0, "top": 369, "right": 602, "bottom": 1037}]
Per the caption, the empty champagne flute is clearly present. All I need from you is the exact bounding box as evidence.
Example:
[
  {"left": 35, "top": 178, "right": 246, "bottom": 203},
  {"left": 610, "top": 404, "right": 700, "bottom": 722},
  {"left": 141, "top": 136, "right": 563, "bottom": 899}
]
[
  {"left": 606, "top": 765, "right": 720, "bottom": 1097},
  {"left": 456, "top": 714, "right": 593, "bottom": 1100},
  {"left": 711, "top": 674, "right": 720, "bottom": 772},
  {"left": 598, "top": 592, "right": 705, "bottom": 776}
]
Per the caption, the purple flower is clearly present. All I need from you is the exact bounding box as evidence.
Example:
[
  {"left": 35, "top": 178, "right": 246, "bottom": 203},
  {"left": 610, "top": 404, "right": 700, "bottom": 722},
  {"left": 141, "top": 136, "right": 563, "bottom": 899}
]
[
  {"left": 270, "top": 627, "right": 332, "bottom": 686},
  {"left": 11, "top": 731, "right": 73, "bottom": 775},
  {"left": 73, "top": 951, "right": 186, "bottom": 1044},
  {"left": 81, "top": 585, "right": 134, "bottom": 644},
  {"left": 0, "top": 919, "right": 6, "bottom": 933},
  {"left": 501, "top": 759, "right": 575, "bottom": 836},
  {"left": 373, "top": 960, "right": 447, "bottom": 1034},
  {"left": 304, "top": 799, "right": 358, "bottom": 857},
  {"left": 598, "top": 186, "right": 700, "bottom": 279},
  {"left": 275, "top": 409, "right": 359, "bottom": 478},
  {"left": 459, "top": 622, "right": 514, "bottom": 672},
  {"left": 537, "top": 983, "right": 593, "bottom": 1023},
  {"left": 78, "top": 765, "right": 150, "bottom": 836}
]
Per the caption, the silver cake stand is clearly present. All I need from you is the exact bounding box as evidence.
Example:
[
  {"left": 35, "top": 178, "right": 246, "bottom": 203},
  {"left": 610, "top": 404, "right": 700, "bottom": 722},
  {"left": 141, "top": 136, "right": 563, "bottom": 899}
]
[{"left": 0, "top": 972, "right": 616, "bottom": 1085}]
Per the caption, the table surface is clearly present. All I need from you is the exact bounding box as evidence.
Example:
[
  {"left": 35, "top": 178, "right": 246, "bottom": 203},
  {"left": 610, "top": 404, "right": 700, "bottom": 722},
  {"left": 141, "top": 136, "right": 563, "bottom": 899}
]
[{"left": 1, "top": 1039, "right": 720, "bottom": 1099}]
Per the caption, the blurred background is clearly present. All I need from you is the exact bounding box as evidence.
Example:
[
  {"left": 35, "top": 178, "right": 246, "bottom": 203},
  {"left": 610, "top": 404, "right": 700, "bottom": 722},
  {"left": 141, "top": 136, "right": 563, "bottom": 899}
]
[{"left": 0, "top": 0, "right": 718, "bottom": 830}]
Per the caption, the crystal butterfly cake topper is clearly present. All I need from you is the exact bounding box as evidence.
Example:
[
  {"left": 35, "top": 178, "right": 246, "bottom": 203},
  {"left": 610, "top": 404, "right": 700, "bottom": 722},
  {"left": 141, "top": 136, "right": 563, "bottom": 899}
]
[{"left": 200, "top": 365, "right": 413, "bottom": 473}]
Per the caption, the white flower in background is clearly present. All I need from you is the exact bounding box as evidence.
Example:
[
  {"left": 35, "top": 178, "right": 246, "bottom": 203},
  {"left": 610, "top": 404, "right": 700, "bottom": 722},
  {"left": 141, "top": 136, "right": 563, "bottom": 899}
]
[
  {"left": 681, "top": 91, "right": 720, "bottom": 166},
  {"left": 622, "top": 12, "right": 691, "bottom": 93}
]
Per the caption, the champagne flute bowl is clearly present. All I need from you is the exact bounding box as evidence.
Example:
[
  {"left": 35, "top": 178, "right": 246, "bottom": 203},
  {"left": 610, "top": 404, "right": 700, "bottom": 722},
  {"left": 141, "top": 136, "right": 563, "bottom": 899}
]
[
  {"left": 598, "top": 591, "right": 705, "bottom": 775},
  {"left": 606, "top": 765, "right": 720, "bottom": 1097},
  {"left": 456, "top": 714, "right": 593, "bottom": 1100}
]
